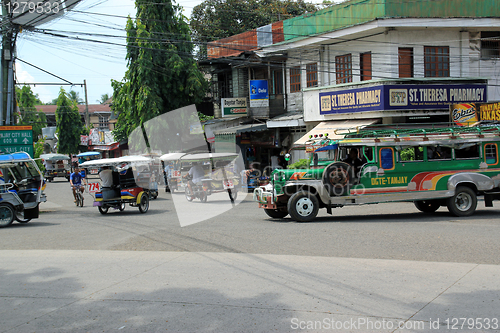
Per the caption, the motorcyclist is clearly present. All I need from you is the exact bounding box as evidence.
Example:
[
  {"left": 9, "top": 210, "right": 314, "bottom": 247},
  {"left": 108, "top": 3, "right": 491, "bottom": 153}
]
[{"left": 184, "top": 162, "right": 205, "bottom": 195}]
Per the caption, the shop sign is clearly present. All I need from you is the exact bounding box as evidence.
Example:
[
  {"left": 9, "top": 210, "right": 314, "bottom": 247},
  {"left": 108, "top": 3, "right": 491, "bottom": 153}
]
[
  {"left": 249, "top": 80, "right": 269, "bottom": 107},
  {"left": 320, "top": 84, "right": 487, "bottom": 115},
  {"left": 222, "top": 98, "right": 247, "bottom": 117},
  {"left": 479, "top": 102, "right": 500, "bottom": 122}
]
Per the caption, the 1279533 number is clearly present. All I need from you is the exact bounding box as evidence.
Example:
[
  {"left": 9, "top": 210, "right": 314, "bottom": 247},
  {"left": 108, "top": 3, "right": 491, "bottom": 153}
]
[
  {"left": 445, "top": 318, "right": 498, "bottom": 330},
  {"left": 5, "top": 1, "right": 60, "bottom": 15}
]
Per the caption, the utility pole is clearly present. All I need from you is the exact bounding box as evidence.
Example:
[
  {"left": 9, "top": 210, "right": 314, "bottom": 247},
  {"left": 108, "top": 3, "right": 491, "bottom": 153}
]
[
  {"left": 1, "top": 0, "right": 15, "bottom": 126},
  {"left": 84, "top": 79, "right": 89, "bottom": 127}
]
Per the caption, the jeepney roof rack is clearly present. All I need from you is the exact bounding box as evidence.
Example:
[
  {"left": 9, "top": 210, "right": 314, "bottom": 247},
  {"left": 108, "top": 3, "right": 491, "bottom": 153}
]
[{"left": 345, "top": 122, "right": 500, "bottom": 140}]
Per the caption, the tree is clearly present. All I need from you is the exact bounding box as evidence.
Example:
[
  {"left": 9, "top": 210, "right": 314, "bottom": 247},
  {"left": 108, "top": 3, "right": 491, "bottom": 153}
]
[
  {"left": 15, "top": 85, "right": 47, "bottom": 139},
  {"left": 111, "top": 0, "right": 208, "bottom": 142},
  {"left": 68, "top": 90, "right": 84, "bottom": 104},
  {"left": 98, "top": 93, "right": 111, "bottom": 104},
  {"left": 55, "top": 87, "right": 83, "bottom": 155},
  {"left": 190, "top": 0, "right": 318, "bottom": 58}
]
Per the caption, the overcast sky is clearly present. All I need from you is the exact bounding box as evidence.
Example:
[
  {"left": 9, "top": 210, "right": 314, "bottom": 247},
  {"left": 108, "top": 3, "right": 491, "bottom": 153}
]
[{"left": 15, "top": 0, "right": 204, "bottom": 105}]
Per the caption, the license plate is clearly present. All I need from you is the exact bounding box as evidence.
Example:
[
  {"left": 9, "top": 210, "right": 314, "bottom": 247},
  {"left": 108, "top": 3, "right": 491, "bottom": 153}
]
[{"left": 223, "top": 179, "right": 234, "bottom": 189}]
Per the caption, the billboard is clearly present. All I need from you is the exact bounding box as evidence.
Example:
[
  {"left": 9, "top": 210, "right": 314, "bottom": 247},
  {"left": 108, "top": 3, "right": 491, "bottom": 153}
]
[{"left": 450, "top": 102, "right": 500, "bottom": 126}]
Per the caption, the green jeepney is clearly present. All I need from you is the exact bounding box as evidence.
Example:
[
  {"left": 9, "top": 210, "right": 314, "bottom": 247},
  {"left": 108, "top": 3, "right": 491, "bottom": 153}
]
[{"left": 253, "top": 124, "right": 500, "bottom": 222}]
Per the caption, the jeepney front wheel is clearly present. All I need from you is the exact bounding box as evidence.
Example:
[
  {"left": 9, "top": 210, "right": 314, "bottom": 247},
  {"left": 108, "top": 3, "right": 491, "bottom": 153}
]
[
  {"left": 264, "top": 209, "right": 288, "bottom": 219},
  {"left": 447, "top": 186, "right": 477, "bottom": 217},
  {"left": 287, "top": 191, "right": 319, "bottom": 222},
  {"left": 414, "top": 200, "right": 440, "bottom": 213}
]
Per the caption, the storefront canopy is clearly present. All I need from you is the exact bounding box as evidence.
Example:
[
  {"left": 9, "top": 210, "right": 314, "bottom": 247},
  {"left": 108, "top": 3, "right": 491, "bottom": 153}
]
[
  {"left": 214, "top": 123, "right": 268, "bottom": 136},
  {"left": 294, "top": 119, "right": 378, "bottom": 145},
  {"left": 267, "top": 112, "right": 305, "bottom": 128}
]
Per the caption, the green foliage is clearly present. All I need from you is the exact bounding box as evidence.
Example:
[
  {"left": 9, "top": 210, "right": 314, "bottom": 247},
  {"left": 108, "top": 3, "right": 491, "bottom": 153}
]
[
  {"left": 112, "top": 0, "right": 209, "bottom": 142},
  {"left": 191, "top": 0, "right": 318, "bottom": 58},
  {"left": 34, "top": 137, "right": 45, "bottom": 171},
  {"left": 15, "top": 85, "right": 47, "bottom": 139},
  {"left": 55, "top": 87, "right": 83, "bottom": 155},
  {"left": 98, "top": 93, "right": 110, "bottom": 104},
  {"left": 68, "top": 90, "right": 84, "bottom": 104},
  {"left": 287, "top": 158, "right": 310, "bottom": 169}
]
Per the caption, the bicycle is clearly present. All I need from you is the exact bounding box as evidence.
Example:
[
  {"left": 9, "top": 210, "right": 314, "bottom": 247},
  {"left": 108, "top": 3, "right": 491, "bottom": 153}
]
[{"left": 73, "top": 184, "right": 85, "bottom": 207}]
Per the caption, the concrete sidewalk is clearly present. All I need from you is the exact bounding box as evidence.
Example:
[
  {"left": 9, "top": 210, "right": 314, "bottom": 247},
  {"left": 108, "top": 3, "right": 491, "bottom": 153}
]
[{"left": 1, "top": 250, "right": 499, "bottom": 332}]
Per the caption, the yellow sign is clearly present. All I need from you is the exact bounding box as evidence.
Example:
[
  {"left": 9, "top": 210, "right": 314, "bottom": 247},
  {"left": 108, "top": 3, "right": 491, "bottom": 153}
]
[
  {"left": 479, "top": 102, "right": 500, "bottom": 121},
  {"left": 450, "top": 103, "right": 478, "bottom": 126}
]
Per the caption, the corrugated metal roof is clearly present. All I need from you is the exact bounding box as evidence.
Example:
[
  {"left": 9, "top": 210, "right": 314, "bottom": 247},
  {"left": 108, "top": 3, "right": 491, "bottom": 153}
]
[{"left": 214, "top": 123, "right": 268, "bottom": 135}]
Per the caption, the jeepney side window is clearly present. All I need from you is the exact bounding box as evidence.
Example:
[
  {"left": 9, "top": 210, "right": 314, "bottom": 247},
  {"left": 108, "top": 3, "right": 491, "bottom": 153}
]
[
  {"left": 399, "top": 146, "right": 423, "bottom": 162},
  {"left": 380, "top": 148, "right": 395, "bottom": 170},
  {"left": 428, "top": 145, "right": 451, "bottom": 160},
  {"left": 485, "top": 143, "right": 498, "bottom": 165},
  {"left": 362, "top": 146, "right": 374, "bottom": 163},
  {"left": 455, "top": 143, "right": 480, "bottom": 159}
]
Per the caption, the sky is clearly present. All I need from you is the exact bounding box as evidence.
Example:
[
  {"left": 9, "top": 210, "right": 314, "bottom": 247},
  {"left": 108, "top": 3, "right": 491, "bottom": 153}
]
[{"left": 15, "top": 0, "right": 205, "bottom": 105}]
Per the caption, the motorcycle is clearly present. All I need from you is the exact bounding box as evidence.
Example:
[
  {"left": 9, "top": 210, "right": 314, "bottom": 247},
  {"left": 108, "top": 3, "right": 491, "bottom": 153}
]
[{"left": 184, "top": 174, "right": 208, "bottom": 202}]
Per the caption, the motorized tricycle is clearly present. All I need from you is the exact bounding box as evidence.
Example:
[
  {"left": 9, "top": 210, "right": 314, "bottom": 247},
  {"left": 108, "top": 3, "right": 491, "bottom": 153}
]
[
  {"left": 180, "top": 152, "right": 242, "bottom": 203},
  {"left": 0, "top": 152, "right": 47, "bottom": 227},
  {"left": 79, "top": 155, "right": 154, "bottom": 214},
  {"left": 160, "top": 152, "right": 185, "bottom": 193},
  {"left": 40, "top": 153, "right": 71, "bottom": 182},
  {"left": 77, "top": 152, "right": 101, "bottom": 176}
]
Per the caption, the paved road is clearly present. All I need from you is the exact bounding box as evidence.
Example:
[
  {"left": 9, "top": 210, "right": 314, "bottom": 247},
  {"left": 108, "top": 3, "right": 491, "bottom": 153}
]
[
  {"left": 2, "top": 180, "right": 500, "bottom": 264},
  {"left": 2, "top": 180, "right": 500, "bottom": 332}
]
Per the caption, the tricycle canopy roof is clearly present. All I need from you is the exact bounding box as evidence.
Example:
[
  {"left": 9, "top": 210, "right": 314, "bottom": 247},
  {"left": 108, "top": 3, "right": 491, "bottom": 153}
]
[
  {"left": 160, "top": 153, "right": 186, "bottom": 161},
  {"left": 79, "top": 155, "right": 152, "bottom": 168},
  {"left": 180, "top": 153, "right": 239, "bottom": 162},
  {"left": 0, "top": 152, "right": 33, "bottom": 164},
  {"left": 77, "top": 152, "right": 101, "bottom": 157},
  {"left": 40, "top": 153, "right": 71, "bottom": 161}
]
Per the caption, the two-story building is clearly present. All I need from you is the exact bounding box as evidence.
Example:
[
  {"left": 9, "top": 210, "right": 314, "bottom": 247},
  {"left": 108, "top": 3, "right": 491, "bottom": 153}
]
[{"left": 201, "top": 0, "right": 500, "bottom": 166}]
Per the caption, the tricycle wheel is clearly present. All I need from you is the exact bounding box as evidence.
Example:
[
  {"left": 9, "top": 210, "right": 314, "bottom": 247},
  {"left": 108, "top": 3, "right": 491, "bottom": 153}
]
[
  {"left": 228, "top": 188, "right": 237, "bottom": 201},
  {"left": 287, "top": 191, "right": 319, "bottom": 222},
  {"left": 0, "top": 204, "right": 15, "bottom": 227},
  {"left": 15, "top": 210, "right": 31, "bottom": 223},
  {"left": 119, "top": 203, "right": 125, "bottom": 211},
  {"left": 98, "top": 206, "right": 109, "bottom": 214},
  {"left": 264, "top": 209, "right": 288, "bottom": 219},
  {"left": 139, "top": 193, "right": 149, "bottom": 213},
  {"left": 199, "top": 191, "right": 207, "bottom": 203}
]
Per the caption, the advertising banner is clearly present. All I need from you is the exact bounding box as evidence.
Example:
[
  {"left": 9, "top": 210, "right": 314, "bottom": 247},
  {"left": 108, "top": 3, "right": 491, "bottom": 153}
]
[
  {"left": 450, "top": 102, "right": 500, "bottom": 126},
  {"left": 249, "top": 80, "right": 269, "bottom": 107},
  {"left": 222, "top": 98, "right": 247, "bottom": 117},
  {"left": 450, "top": 103, "right": 479, "bottom": 126},
  {"left": 320, "top": 84, "right": 487, "bottom": 115}
]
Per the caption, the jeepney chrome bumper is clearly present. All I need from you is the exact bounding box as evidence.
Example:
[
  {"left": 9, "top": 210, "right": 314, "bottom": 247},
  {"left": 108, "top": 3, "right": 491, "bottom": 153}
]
[{"left": 253, "top": 187, "right": 277, "bottom": 209}]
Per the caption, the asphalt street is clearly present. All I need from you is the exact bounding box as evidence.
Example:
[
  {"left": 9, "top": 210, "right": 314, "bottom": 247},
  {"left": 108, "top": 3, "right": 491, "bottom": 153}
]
[{"left": 1, "top": 180, "right": 500, "bottom": 332}]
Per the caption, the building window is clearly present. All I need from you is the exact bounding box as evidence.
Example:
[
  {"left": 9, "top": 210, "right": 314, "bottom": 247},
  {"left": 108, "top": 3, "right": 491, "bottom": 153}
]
[
  {"left": 290, "top": 66, "right": 301, "bottom": 93},
  {"left": 272, "top": 69, "right": 283, "bottom": 95},
  {"left": 99, "top": 116, "right": 109, "bottom": 129},
  {"left": 306, "top": 63, "right": 318, "bottom": 87},
  {"left": 398, "top": 48, "right": 413, "bottom": 78},
  {"left": 335, "top": 54, "right": 352, "bottom": 84},
  {"left": 481, "top": 31, "right": 500, "bottom": 59},
  {"left": 424, "top": 46, "right": 449, "bottom": 77},
  {"left": 360, "top": 52, "right": 372, "bottom": 81}
]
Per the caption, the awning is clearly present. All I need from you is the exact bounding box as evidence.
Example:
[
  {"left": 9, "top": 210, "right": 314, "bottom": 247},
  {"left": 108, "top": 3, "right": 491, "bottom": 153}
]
[
  {"left": 214, "top": 123, "right": 268, "bottom": 136},
  {"left": 267, "top": 112, "right": 305, "bottom": 128},
  {"left": 294, "top": 119, "right": 378, "bottom": 145}
]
